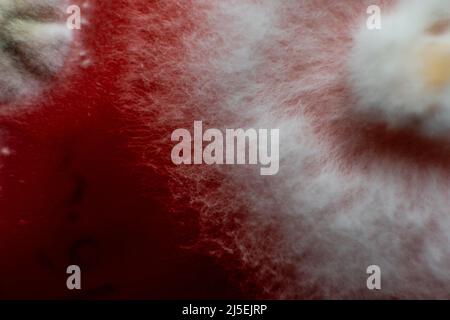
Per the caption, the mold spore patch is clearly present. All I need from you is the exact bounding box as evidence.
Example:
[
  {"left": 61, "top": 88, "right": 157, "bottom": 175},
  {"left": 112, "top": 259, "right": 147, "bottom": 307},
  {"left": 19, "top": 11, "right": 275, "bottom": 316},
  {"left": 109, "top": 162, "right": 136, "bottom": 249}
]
[{"left": 0, "top": 0, "right": 72, "bottom": 103}]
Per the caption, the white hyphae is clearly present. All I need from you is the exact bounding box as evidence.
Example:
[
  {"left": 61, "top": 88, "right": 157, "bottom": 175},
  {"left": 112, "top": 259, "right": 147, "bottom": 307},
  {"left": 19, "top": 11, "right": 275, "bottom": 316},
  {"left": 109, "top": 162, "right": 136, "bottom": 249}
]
[
  {"left": 124, "top": 0, "right": 450, "bottom": 299},
  {"left": 349, "top": 0, "right": 450, "bottom": 137},
  {"left": 0, "top": 0, "right": 72, "bottom": 103}
]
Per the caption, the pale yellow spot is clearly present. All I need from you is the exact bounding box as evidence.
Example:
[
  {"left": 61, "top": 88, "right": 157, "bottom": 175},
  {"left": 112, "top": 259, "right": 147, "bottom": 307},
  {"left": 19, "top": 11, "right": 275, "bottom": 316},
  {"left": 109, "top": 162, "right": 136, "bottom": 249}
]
[{"left": 420, "top": 42, "right": 450, "bottom": 90}]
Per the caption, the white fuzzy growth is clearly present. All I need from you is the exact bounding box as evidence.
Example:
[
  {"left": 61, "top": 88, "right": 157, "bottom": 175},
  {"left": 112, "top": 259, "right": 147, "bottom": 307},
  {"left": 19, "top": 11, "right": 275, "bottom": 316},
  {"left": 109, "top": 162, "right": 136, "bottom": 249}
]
[
  {"left": 125, "top": 0, "right": 450, "bottom": 299},
  {"left": 190, "top": 0, "right": 450, "bottom": 298},
  {"left": 349, "top": 0, "right": 450, "bottom": 137},
  {"left": 0, "top": 0, "right": 72, "bottom": 103}
]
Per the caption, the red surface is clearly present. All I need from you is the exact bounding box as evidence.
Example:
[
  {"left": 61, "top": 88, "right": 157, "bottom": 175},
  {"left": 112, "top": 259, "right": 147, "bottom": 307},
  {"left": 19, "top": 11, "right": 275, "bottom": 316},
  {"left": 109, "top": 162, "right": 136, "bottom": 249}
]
[{"left": 0, "top": 0, "right": 249, "bottom": 299}]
